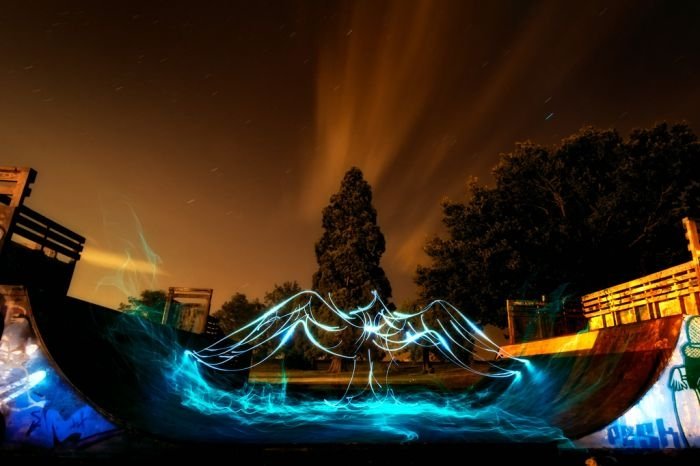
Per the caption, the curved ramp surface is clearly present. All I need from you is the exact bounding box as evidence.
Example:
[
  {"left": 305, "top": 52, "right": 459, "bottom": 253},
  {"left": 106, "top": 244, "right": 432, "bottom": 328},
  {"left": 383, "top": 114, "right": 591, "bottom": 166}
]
[
  {"left": 12, "top": 284, "right": 696, "bottom": 448},
  {"left": 576, "top": 314, "right": 700, "bottom": 449},
  {"left": 1, "top": 285, "right": 250, "bottom": 445},
  {"left": 0, "top": 286, "right": 571, "bottom": 446},
  {"left": 488, "top": 315, "right": 686, "bottom": 439},
  {"left": 0, "top": 286, "right": 117, "bottom": 449}
]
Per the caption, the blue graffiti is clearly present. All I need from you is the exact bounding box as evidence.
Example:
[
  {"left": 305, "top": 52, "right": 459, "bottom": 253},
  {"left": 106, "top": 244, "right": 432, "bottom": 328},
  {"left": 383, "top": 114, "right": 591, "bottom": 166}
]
[{"left": 607, "top": 418, "right": 681, "bottom": 448}]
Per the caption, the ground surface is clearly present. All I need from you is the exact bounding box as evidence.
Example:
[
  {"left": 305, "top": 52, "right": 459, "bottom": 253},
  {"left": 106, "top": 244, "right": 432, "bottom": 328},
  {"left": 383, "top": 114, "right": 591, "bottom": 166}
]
[
  {"left": 3, "top": 442, "right": 700, "bottom": 465},
  {"left": 248, "top": 360, "right": 487, "bottom": 390}
]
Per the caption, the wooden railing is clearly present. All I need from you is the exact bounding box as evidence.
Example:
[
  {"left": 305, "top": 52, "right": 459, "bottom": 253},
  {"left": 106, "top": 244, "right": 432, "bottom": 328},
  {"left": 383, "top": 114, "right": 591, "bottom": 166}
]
[
  {"left": 0, "top": 166, "right": 35, "bottom": 207},
  {"left": 508, "top": 218, "right": 700, "bottom": 335},
  {"left": 583, "top": 217, "right": 700, "bottom": 329},
  {"left": 582, "top": 261, "right": 700, "bottom": 330},
  {"left": 0, "top": 166, "right": 84, "bottom": 264},
  {"left": 1, "top": 167, "right": 36, "bottom": 251},
  {"left": 0, "top": 166, "right": 84, "bottom": 299},
  {"left": 12, "top": 205, "right": 85, "bottom": 263}
]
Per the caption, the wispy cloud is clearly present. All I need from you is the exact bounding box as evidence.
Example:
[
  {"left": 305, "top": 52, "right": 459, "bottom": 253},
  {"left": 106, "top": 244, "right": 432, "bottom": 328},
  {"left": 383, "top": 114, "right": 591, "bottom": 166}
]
[{"left": 301, "top": 0, "right": 454, "bottom": 218}]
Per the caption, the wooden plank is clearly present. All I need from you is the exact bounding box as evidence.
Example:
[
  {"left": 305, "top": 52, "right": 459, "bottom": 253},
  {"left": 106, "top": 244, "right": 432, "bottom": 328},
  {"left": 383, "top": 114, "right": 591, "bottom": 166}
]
[
  {"left": 170, "top": 287, "right": 214, "bottom": 293},
  {"left": 0, "top": 167, "right": 35, "bottom": 207},
  {"left": 582, "top": 276, "right": 693, "bottom": 306},
  {"left": 169, "top": 293, "right": 212, "bottom": 300},
  {"left": 0, "top": 184, "right": 17, "bottom": 195},
  {"left": 583, "top": 275, "right": 694, "bottom": 303},
  {"left": 597, "top": 272, "right": 696, "bottom": 298},
  {"left": 585, "top": 294, "right": 697, "bottom": 316},
  {"left": 18, "top": 205, "right": 85, "bottom": 243},
  {"left": 12, "top": 225, "right": 82, "bottom": 260},
  {"left": 684, "top": 217, "right": 700, "bottom": 259},
  {"left": 583, "top": 285, "right": 700, "bottom": 312},
  {"left": 583, "top": 285, "right": 696, "bottom": 310},
  {"left": 16, "top": 212, "right": 84, "bottom": 251},
  {"left": 0, "top": 171, "right": 22, "bottom": 180},
  {"left": 586, "top": 283, "right": 698, "bottom": 305},
  {"left": 499, "top": 330, "right": 598, "bottom": 358},
  {"left": 582, "top": 261, "right": 696, "bottom": 299},
  {"left": 585, "top": 300, "right": 691, "bottom": 319},
  {"left": 584, "top": 286, "right": 700, "bottom": 314}
]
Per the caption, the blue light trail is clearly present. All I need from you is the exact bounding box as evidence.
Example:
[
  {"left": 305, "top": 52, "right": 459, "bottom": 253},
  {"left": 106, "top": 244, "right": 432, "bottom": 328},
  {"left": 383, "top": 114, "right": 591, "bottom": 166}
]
[
  {"left": 156, "top": 291, "right": 564, "bottom": 443},
  {"left": 193, "top": 290, "right": 524, "bottom": 391}
]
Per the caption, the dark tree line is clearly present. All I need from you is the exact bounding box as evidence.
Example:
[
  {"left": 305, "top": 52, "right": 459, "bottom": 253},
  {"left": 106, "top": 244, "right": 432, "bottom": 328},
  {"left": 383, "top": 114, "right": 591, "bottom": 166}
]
[
  {"left": 416, "top": 123, "right": 700, "bottom": 327},
  {"left": 118, "top": 289, "right": 167, "bottom": 321},
  {"left": 214, "top": 281, "right": 316, "bottom": 367},
  {"left": 215, "top": 292, "right": 264, "bottom": 335}
]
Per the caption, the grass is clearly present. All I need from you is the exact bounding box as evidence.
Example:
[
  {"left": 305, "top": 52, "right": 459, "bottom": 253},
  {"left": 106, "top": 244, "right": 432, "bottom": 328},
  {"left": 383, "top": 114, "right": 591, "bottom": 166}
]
[{"left": 249, "top": 360, "right": 486, "bottom": 391}]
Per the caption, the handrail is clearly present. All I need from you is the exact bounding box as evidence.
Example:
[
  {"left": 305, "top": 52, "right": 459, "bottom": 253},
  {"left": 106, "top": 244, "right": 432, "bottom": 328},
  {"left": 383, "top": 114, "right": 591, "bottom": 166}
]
[
  {"left": 18, "top": 205, "right": 85, "bottom": 244},
  {"left": 582, "top": 261, "right": 696, "bottom": 306},
  {"left": 582, "top": 261, "right": 699, "bottom": 329},
  {"left": 579, "top": 218, "right": 700, "bottom": 330},
  {"left": 10, "top": 204, "right": 85, "bottom": 261}
]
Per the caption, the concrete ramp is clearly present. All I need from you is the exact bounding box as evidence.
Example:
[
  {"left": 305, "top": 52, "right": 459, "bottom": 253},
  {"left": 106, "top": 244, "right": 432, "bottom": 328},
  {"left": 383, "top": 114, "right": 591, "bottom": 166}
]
[
  {"left": 488, "top": 315, "right": 683, "bottom": 440},
  {"left": 0, "top": 285, "right": 249, "bottom": 447},
  {"left": 0, "top": 286, "right": 117, "bottom": 448},
  {"left": 3, "top": 281, "right": 698, "bottom": 449},
  {"left": 576, "top": 314, "right": 700, "bottom": 449}
]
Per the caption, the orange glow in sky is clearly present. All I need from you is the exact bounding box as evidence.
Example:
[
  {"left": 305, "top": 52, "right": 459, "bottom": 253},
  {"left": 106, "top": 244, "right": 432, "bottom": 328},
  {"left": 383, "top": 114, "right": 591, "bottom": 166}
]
[{"left": 2, "top": 1, "right": 699, "bottom": 310}]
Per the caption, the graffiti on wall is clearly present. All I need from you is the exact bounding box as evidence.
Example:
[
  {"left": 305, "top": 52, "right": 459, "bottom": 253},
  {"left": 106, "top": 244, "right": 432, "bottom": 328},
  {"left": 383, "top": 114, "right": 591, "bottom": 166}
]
[
  {"left": 577, "top": 315, "right": 700, "bottom": 449},
  {"left": 0, "top": 287, "right": 117, "bottom": 448},
  {"left": 668, "top": 315, "right": 700, "bottom": 447}
]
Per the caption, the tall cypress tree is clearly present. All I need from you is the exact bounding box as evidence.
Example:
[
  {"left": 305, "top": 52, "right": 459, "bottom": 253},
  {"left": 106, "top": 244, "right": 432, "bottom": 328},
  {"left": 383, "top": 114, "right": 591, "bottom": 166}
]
[{"left": 312, "top": 167, "right": 392, "bottom": 372}]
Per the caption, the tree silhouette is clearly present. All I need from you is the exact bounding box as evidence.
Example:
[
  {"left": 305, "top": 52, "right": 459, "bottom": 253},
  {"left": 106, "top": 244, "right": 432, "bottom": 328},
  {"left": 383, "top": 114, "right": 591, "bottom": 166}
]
[
  {"left": 118, "top": 289, "right": 167, "bottom": 323},
  {"left": 417, "top": 123, "right": 700, "bottom": 327},
  {"left": 215, "top": 292, "right": 263, "bottom": 335},
  {"left": 312, "top": 167, "right": 392, "bottom": 372},
  {"left": 263, "top": 281, "right": 316, "bottom": 369}
]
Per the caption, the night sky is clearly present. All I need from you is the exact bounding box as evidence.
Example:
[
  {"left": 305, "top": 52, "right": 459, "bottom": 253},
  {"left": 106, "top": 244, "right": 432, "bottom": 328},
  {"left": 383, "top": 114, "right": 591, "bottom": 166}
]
[{"left": 2, "top": 1, "right": 699, "bottom": 311}]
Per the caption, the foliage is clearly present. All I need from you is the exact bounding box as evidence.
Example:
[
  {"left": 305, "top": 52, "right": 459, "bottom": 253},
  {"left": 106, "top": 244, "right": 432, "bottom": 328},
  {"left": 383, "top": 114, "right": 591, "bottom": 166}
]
[
  {"left": 400, "top": 299, "right": 468, "bottom": 371},
  {"left": 416, "top": 123, "right": 700, "bottom": 327},
  {"left": 312, "top": 167, "right": 393, "bottom": 371},
  {"left": 214, "top": 292, "right": 264, "bottom": 335},
  {"left": 263, "top": 281, "right": 303, "bottom": 308},
  {"left": 263, "top": 281, "right": 316, "bottom": 369},
  {"left": 118, "top": 289, "right": 167, "bottom": 323}
]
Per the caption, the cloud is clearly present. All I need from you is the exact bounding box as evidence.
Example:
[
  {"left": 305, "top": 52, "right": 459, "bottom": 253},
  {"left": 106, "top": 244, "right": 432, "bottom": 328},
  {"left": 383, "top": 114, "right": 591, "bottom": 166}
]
[{"left": 301, "top": 1, "right": 453, "bottom": 218}]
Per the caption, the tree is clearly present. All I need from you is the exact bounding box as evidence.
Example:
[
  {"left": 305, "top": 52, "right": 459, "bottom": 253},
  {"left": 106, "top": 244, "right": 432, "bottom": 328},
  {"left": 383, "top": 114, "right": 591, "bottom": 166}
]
[
  {"left": 215, "top": 292, "right": 264, "bottom": 335},
  {"left": 312, "top": 167, "right": 392, "bottom": 372},
  {"left": 400, "top": 298, "right": 437, "bottom": 373},
  {"left": 401, "top": 298, "right": 475, "bottom": 373},
  {"left": 263, "top": 281, "right": 316, "bottom": 369},
  {"left": 118, "top": 289, "right": 167, "bottom": 323},
  {"left": 416, "top": 123, "right": 700, "bottom": 327},
  {"left": 264, "top": 281, "right": 303, "bottom": 308}
]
